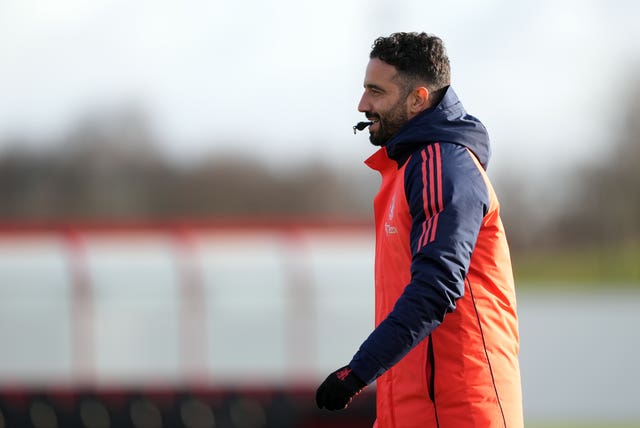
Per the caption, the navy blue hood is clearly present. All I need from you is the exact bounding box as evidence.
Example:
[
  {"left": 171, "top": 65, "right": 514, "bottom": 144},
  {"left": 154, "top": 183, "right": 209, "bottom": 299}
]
[{"left": 385, "top": 86, "right": 491, "bottom": 170}]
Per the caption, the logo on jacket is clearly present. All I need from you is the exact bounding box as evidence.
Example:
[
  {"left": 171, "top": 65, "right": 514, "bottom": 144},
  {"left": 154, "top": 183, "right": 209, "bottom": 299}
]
[
  {"left": 385, "top": 194, "right": 398, "bottom": 235},
  {"left": 385, "top": 223, "right": 398, "bottom": 235}
]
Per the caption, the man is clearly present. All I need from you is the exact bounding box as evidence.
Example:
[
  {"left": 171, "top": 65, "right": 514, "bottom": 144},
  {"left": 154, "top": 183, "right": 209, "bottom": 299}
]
[{"left": 316, "top": 32, "right": 524, "bottom": 427}]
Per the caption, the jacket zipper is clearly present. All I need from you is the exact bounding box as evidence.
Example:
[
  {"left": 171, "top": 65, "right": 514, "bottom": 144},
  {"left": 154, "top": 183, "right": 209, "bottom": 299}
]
[{"left": 426, "top": 335, "right": 440, "bottom": 426}]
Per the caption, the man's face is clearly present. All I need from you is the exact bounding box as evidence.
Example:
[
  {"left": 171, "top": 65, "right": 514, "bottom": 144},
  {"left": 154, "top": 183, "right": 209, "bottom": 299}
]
[{"left": 357, "top": 58, "right": 410, "bottom": 146}]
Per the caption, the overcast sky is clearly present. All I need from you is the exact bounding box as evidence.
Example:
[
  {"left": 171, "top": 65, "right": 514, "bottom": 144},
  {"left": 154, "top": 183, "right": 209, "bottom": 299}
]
[{"left": 1, "top": 0, "right": 639, "bottom": 181}]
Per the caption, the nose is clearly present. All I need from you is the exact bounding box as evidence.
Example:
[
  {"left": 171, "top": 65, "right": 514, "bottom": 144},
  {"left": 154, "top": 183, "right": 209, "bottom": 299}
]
[{"left": 357, "top": 92, "right": 370, "bottom": 113}]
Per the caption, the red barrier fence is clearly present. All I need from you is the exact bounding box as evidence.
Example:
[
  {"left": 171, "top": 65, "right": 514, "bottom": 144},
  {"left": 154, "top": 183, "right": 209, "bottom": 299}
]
[{"left": 0, "top": 220, "right": 377, "bottom": 427}]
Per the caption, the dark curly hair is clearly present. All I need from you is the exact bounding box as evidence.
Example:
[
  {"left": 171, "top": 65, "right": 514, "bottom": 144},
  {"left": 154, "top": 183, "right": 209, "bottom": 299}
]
[{"left": 370, "top": 32, "right": 450, "bottom": 100}]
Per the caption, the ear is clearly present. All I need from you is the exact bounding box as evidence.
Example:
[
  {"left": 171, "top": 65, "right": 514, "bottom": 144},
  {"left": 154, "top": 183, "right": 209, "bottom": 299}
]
[{"left": 408, "top": 87, "right": 430, "bottom": 114}]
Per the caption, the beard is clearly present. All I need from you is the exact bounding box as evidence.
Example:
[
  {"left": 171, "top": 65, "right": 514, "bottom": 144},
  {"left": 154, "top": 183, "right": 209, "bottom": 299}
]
[{"left": 368, "top": 98, "right": 409, "bottom": 147}]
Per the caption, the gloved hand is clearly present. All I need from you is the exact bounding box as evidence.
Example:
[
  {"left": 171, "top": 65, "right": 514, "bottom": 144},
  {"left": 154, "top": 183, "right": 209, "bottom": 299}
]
[{"left": 316, "top": 365, "right": 367, "bottom": 410}]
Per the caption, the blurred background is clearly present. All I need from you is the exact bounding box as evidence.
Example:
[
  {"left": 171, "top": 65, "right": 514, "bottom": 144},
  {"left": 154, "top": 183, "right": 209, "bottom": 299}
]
[{"left": 1, "top": 0, "right": 639, "bottom": 427}]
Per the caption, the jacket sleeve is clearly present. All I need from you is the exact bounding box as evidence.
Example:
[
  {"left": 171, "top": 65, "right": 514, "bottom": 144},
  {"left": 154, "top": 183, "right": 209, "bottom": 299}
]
[{"left": 349, "top": 143, "right": 490, "bottom": 384}]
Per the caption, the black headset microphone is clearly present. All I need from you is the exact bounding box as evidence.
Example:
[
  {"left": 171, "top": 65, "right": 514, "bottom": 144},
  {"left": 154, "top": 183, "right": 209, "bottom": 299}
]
[{"left": 353, "top": 121, "right": 374, "bottom": 134}]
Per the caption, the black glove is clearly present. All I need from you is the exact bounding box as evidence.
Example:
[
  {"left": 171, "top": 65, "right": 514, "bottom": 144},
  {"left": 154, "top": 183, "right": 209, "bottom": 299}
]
[{"left": 316, "top": 365, "right": 367, "bottom": 410}]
